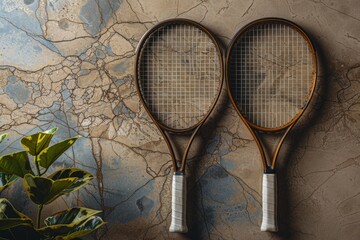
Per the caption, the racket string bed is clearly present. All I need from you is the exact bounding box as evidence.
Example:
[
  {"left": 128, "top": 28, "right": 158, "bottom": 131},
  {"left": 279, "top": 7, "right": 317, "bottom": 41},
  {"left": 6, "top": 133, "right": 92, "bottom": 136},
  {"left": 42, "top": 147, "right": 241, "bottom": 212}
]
[
  {"left": 138, "top": 24, "right": 220, "bottom": 130},
  {"left": 229, "top": 22, "right": 312, "bottom": 129}
]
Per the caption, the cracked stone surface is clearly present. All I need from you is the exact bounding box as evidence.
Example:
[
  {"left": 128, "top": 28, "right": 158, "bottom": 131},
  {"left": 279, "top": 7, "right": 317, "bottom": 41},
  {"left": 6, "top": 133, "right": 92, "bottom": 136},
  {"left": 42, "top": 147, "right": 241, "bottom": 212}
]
[{"left": 0, "top": 0, "right": 359, "bottom": 239}]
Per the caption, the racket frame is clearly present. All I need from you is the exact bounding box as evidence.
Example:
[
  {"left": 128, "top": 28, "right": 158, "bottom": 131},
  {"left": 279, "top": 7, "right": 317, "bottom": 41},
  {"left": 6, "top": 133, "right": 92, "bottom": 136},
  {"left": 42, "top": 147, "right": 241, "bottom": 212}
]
[
  {"left": 135, "top": 18, "right": 223, "bottom": 172},
  {"left": 135, "top": 18, "right": 224, "bottom": 232},
  {"left": 226, "top": 17, "right": 317, "bottom": 171},
  {"left": 226, "top": 18, "right": 317, "bottom": 232}
]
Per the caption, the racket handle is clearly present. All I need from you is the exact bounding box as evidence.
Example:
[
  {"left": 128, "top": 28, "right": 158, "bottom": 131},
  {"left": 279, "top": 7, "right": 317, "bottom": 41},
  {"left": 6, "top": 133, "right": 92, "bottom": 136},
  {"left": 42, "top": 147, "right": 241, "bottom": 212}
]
[
  {"left": 261, "top": 173, "right": 278, "bottom": 232},
  {"left": 169, "top": 173, "right": 188, "bottom": 233}
]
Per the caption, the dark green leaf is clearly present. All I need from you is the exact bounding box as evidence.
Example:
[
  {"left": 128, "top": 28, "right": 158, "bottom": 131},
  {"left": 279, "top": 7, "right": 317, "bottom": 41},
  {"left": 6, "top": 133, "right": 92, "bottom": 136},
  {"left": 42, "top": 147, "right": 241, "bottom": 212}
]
[
  {"left": 58, "top": 216, "right": 105, "bottom": 240},
  {"left": 38, "top": 207, "right": 102, "bottom": 237},
  {"left": 0, "top": 133, "right": 8, "bottom": 144},
  {"left": 23, "top": 174, "right": 77, "bottom": 205},
  {"left": 0, "top": 198, "right": 33, "bottom": 230},
  {"left": 38, "top": 136, "right": 80, "bottom": 170},
  {"left": 20, "top": 127, "right": 58, "bottom": 156},
  {"left": 49, "top": 168, "right": 93, "bottom": 194},
  {"left": 0, "top": 173, "right": 17, "bottom": 193},
  {"left": 0, "top": 151, "right": 34, "bottom": 178},
  {"left": 45, "top": 208, "right": 101, "bottom": 226}
]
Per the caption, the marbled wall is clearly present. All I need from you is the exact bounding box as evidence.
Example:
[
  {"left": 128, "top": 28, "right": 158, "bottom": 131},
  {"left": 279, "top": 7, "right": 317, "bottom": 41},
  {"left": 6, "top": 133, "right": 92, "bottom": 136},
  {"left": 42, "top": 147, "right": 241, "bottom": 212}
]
[{"left": 0, "top": 0, "right": 359, "bottom": 239}]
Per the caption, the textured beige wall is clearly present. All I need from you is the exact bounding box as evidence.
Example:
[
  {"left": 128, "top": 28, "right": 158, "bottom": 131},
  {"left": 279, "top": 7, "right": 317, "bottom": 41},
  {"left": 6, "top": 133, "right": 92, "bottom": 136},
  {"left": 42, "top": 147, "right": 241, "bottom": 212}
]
[{"left": 0, "top": 0, "right": 359, "bottom": 239}]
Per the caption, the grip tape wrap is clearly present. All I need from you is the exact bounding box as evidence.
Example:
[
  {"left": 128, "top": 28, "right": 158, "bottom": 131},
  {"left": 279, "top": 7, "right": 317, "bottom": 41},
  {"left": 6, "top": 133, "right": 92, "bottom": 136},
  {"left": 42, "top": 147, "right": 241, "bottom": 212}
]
[
  {"left": 261, "top": 173, "right": 278, "bottom": 232},
  {"left": 169, "top": 174, "right": 188, "bottom": 233}
]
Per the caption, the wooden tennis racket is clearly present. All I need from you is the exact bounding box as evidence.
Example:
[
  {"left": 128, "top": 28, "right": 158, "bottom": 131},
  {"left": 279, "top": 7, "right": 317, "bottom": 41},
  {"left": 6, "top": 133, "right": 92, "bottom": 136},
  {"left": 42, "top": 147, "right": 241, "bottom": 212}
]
[
  {"left": 226, "top": 18, "right": 317, "bottom": 232},
  {"left": 135, "top": 19, "right": 223, "bottom": 233}
]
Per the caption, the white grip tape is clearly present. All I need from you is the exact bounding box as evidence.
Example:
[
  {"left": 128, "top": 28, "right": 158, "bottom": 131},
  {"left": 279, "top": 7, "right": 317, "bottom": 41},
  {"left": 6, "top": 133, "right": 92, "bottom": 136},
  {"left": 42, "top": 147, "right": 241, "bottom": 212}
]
[
  {"left": 169, "top": 174, "right": 188, "bottom": 233},
  {"left": 261, "top": 173, "right": 278, "bottom": 232}
]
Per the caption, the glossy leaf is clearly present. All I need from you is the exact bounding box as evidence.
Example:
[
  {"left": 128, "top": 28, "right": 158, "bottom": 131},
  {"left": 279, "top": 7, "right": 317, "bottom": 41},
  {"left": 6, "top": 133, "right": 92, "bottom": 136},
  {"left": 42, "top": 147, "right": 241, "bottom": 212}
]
[
  {"left": 38, "top": 136, "right": 80, "bottom": 170},
  {"left": 58, "top": 216, "right": 105, "bottom": 240},
  {"left": 45, "top": 208, "right": 101, "bottom": 226},
  {"left": 23, "top": 174, "right": 77, "bottom": 205},
  {"left": 0, "top": 172, "right": 17, "bottom": 193},
  {"left": 0, "top": 198, "right": 40, "bottom": 239},
  {"left": 0, "top": 134, "right": 17, "bottom": 193},
  {"left": 0, "top": 198, "right": 33, "bottom": 230},
  {"left": 21, "top": 127, "right": 58, "bottom": 156},
  {"left": 0, "top": 133, "right": 8, "bottom": 144},
  {"left": 38, "top": 207, "right": 102, "bottom": 236},
  {"left": 0, "top": 151, "right": 33, "bottom": 178},
  {"left": 49, "top": 168, "right": 93, "bottom": 194}
]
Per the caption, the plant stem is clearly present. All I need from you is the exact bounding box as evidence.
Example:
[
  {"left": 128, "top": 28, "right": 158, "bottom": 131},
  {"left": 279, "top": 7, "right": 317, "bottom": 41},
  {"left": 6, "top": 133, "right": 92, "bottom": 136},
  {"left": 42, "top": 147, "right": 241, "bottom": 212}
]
[
  {"left": 34, "top": 155, "right": 41, "bottom": 176},
  {"left": 37, "top": 204, "right": 43, "bottom": 229}
]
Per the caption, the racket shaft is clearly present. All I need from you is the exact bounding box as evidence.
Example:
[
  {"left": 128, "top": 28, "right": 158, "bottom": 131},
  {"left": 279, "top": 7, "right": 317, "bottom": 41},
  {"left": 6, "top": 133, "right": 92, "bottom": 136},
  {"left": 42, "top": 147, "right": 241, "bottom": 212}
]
[
  {"left": 169, "top": 174, "right": 188, "bottom": 232},
  {"left": 261, "top": 173, "right": 278, "bottom": 232}
]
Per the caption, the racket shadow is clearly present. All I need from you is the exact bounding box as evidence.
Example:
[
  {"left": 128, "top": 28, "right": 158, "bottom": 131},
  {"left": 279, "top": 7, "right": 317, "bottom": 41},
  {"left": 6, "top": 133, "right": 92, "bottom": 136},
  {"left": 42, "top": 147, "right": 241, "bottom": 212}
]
[
  {"left": 182, "top": 88, "right": 230, "bottom": 238},
  {"left": 275, "top": 36, "right": 329, "bottom": 238}
]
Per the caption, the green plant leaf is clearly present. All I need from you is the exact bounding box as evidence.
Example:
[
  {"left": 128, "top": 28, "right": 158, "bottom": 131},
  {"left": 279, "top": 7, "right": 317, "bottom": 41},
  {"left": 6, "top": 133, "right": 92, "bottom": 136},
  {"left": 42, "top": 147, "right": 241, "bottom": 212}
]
[
  {"left": 0, "top": 151, "right": 34, "bottom": 178},
  {"left": 38, "top": 207, "right": 102, "bottom": 237},
  {"left": 20, "top": 127, "right": 58, "bottom": 156},
  {"left": 0, "top": 198, "right": 33, "bottom": 230},
  {"left": 43, "top": 128, "right": 59, "bottom": 134},
  {"left": 49, "top": 168, "right": 93, "bottom": 194},
  {"left": 45, "top": 208, "right": 101, "bottom": 226},
  {"left": 60, "top": 216, "right": 105, "bottom": 240},
  {"left": 0, "top": 202, "right": 40, "bottom": 240},
  {"left": 23, "top": 174, "right": 77, "bottom": 205},
  {"left": 39, "top": 216, "right": 106, "bottom": 240},
  {"left": 38, "top": 136, "right": 81, "bottom": 170},
  {"left": 58, "top": 216, "right": 105, "bottom": 240},
  {"left": 0, "top": 133, "right": 8, "bottom": 144},
  {"left": 0, "top": 173, "right": 17, "bottom": 193}
]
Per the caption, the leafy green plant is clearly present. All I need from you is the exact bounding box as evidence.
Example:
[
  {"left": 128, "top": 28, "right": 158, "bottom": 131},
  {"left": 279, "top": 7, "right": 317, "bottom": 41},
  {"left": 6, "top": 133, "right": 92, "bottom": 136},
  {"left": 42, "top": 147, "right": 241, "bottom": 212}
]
[
  {"left": 0, "top": 133, "right": 17, "bottom": 193},
  {"left": 0, "top": 128, "right": 105, "bottom": 240}
]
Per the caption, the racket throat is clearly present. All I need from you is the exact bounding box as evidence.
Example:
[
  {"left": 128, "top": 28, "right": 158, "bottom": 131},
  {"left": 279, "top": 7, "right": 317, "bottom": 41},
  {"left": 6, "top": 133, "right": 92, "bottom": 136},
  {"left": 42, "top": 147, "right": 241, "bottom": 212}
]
[
  {"left": 265, "top": 167, "right": 275, "bottom": 174},
  {"left": 174, "top": 171, "right": 185, "bottom": 176}
]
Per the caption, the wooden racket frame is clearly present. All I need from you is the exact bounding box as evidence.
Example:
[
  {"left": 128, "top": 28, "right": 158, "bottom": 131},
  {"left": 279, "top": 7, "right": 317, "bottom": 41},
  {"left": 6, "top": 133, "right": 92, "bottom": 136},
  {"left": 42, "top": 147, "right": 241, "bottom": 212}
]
[
  {"left": 135, "top": 18, "right": 224, "bottom": 173},
  {"left": 225, "top": 18, "right": 317, "bottom": 172}
]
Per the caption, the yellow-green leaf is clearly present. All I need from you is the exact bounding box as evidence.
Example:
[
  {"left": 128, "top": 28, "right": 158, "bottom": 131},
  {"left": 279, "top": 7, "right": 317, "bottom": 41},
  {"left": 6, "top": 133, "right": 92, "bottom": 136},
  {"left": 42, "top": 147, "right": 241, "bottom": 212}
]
[
  {"left": 23, "top": 174, "right": 77, "bottom": 205},
  {"left": 38, "top": 136, "right": 80, "bottom": 170},
  {"left": 45, "top": 208, "right": 101, "bottom": 226},
  {"left": 0, "top": 133, "right": 9, "bottom": 144},
  {"left": 38, "top": 207, "right": 102, "bottom": 237},
  {"left": 49, "top": 168, "right": 93, "bottom": 194},
  {"left": 0, "top": 172, "right": 17, "bottom": 193},
  {"left": 58, "top": 216, "right": 105, "bottom": 240},
  {"left": 0, "top": 198, "right": 33, "bottom": 230},
  {"left": 20, "top": 128, "right": 58, "bottom": 156},
  {"left": 0, "top": 151, "right": 33, "bottom": 178}
]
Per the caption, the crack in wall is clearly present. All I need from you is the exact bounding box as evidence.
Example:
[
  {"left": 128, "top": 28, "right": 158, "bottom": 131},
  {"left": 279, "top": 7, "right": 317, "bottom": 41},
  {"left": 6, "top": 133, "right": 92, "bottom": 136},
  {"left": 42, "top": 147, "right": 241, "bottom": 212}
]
[{"left": 1, "top": 0, "right": 360, "bottom": 239}]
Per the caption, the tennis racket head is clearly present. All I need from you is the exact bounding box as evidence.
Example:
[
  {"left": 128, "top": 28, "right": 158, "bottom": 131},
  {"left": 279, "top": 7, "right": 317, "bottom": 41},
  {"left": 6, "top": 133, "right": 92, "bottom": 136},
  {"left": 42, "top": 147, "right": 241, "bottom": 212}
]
[
  {"left": 135, "top": 19, "right": 223, "bottom": 133},
  {"left": 226, "top": 18, "right": 317, "bottom": 132}
]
